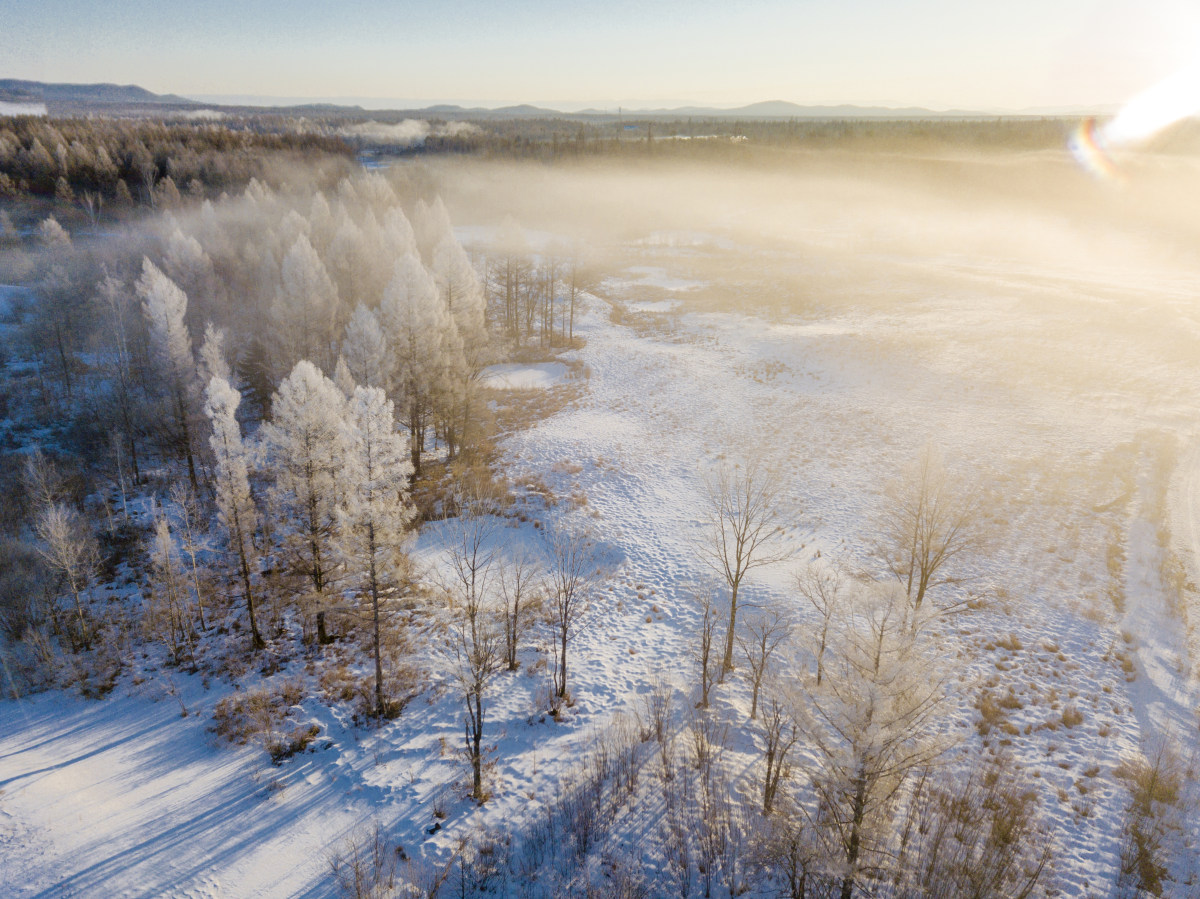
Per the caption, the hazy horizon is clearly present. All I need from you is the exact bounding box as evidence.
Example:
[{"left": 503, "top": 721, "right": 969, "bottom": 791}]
[{"left": 6, "top": 0, "right": 1199, "bottom": 111}]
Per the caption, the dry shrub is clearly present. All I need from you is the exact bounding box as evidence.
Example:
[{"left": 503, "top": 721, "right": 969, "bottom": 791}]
[
  {"left": 212, "top": 678, "right": 305, "bottom": 749},
  {"left": 328, "top": 820, "right": 398, "bottom": 899},
  {"left": 995, "top": 632, "right": 1023, "bottom": 652}
]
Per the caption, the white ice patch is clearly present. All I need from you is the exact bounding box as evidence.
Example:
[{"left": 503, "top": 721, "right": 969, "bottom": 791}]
[{"left": 480, "top": 362, "right": 568, "bottom": 390}]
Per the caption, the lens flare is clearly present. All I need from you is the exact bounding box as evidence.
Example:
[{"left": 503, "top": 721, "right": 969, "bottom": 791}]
[
  {"left": 1071, "top": 57, "right": 1200, "bottom": 181},
  {"left": 1069, "top": 117, "right": 1122, "bottom": 182}
]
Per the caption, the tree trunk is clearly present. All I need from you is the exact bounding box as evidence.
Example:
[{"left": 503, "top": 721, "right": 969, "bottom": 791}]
[
  {"left": 370, "top": 524, "right": 384, "bottom": 718},
  {"left": 722, "top": 580, "right": 740, "bottom": 674},
  {"left": 841, "top": 772, "right": 868, "bottom": 899},
  {"left": 472, "top": 691, "right": 483, "bottom": 800}
]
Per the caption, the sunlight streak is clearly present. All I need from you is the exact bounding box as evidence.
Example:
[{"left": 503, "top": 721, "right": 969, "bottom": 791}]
[{"left": 1071, "top": 55, "right": 1200, "bottom": 180}]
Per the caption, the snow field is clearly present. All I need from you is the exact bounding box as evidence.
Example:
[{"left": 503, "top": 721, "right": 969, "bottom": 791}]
[{"left": 4, "top": 222, "right": 1200, "bottom": 895}]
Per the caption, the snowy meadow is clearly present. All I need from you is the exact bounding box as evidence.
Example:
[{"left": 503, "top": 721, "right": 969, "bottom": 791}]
[{"left": 2, "top": 143, "right": 1200, "bottom": 898}]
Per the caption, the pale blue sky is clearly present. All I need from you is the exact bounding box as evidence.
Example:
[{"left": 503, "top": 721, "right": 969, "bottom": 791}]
[{"left": 3, "top": 0, "right": 1199, "bottom": 109}]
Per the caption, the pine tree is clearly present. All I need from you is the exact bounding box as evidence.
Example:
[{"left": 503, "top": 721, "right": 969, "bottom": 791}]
[
  {"left": 204, "top": 376, "right": 264, "bottom": 650},
  {"left": 337, "top": 385, "right": 416, "bottom": 716}
]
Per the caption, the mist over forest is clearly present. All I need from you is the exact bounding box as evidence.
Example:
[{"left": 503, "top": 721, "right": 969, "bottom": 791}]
[{"left": 2, "top": 107, "right": 1200, "bottom": 899}]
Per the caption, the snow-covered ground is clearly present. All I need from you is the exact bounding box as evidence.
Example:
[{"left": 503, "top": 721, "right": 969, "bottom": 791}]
[
  {"left": 479, "top": 362, "right": 569, "bottom": 391},
  {"left": 4, "top": 214, "right": 1200, "bottom": 895}
]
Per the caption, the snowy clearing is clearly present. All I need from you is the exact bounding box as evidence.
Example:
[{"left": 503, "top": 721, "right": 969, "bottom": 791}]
[
  {"left": 5, "top": 156, "right": 1200, "bottom": 896},
  {"left": 479, "top": 362, "right": 569, "bottom": 391}
]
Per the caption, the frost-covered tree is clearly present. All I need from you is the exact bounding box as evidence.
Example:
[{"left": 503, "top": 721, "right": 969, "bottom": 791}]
[
  {"left": 261, "top": 360, "right": 347, "bottom": 644},
  {"left": 95, "top": 273, "right": 145, "bottom": 483},
  {"left": 145, "top": 511, "right": 195, "bottom": 664},
  {"left": 336, "top": 385, "right": 415, "bottom": 716},
  {"left": 379, "top": 252, "right": 448, "bottom": 475},
  {"left": 198, "top": 322, "right": 230, "bottom": 385},
  {"left": 804, "top": 581, "right": 956, "bottom": 899},
  {"left": 163, "top": 227, "right": 220, "bottom": 322},
  {"left": 342, "top": 303, "right": 391, "bottom": 389},
  {"left": 137, "top": 258, "right": 200, "bottom": 493},
  {"left": 431, "top": 233, "right": 488, "bottom": 457},
  {"left": 269, "top": 234, "right": 339, "bottom": 375},
  {"left": 34, "top": 502, "right": 98, "bottom": 651},
  {"left": 204, "top": 376, "right": 264, "bottom": 650},
  {"left": 332, "top": 355, "right": 356, "bottom": 399},
  {"left": 37, "top": 216, "right": 71, "bottom": 248},
  {"left": 412, "top": 195, "right": 453, "bottom": 263}
]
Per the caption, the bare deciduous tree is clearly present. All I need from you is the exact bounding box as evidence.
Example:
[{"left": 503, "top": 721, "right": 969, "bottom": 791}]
[
  {"left": 443, "top": 476, "right": 504, "bottom": 799},
  {"left": 874, "top": 446, "right": 980, "bottom": 623},
  {"left": 451, "top": 592, "right": 502, "bottom": 802},
  {"left": 795, "top": 562, "right": 844, "bottom": 687},
  {"left": 169, "top": 483, "right": 208, "bottom": 632},
  {"left": 737, "top": 606, "right": 791, "bottom": 720},
  {"left": 694, "top": 587, "right": 720, "bottom": 709},
  {"left": 498, "top": 547, "right": 541, "bottom": 672},
  {"left": 545, "top": 522, "right": 603, "bottom": 707},
  {"left": 760, "top": 694, "right": 798, "bottom": 816},
  {"left": 699, "top": 460, "right": 790, "bottom": 676}
]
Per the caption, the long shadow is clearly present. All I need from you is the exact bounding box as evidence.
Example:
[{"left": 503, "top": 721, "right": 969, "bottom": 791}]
[
  {"left": 0, "top": 722, "right": 163, "bottom": 789},
  {"left": 34, "top": 759, "right": 346, "bottom": 898}
]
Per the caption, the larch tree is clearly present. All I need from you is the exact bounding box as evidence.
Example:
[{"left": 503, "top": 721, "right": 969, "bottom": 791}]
[
  {"left": 34, "top": 502, "right": 98, "bottom": 651},
  {"left": 260, "top": 360, "right": 348, "bottom": 644},
  {"left": 489, "top": 216, "right": 532, "bottom": 342},
  {"left": 336, "top": 385, "right": 416, "bottom": 717},
  {"left": 342, "top": 303, "right": 391, "bottom": 390},
  {"left": 379, "top": 252, "right": 448, "bottom": 475},
  {"left": 137, "top": 258, "right": 200, "bottom": 494},
  {"left": 95, "top": 272, "right": 144, "bottom": 484},
  {"left": 204, "top": 376, "right": 264, "bottom": 650},
  {"left": 145, "top": 511, "right": 195, "bottom": 665},
  {"left": 700, "top": 460, "right": 790, "bottom": 676},
  {"left": 431, "top": 232, "right": 489, "bottom": 457},
  {"left": 198, "top": 322, "right": 230, "bottom": 385},
  {"left": 804, "top": 581, "right": 956, "bottom": 899},
  {"left": 270, "top": 234, "right": 339, "bottom": 375}
]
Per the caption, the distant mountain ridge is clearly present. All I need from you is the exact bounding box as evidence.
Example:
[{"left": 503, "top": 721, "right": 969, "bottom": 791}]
[
  {"left": 0, "top": 79, "right": 196, "bottom": 107},
  {"left": 0, "top": 80, "right": 1103, "bottom": 120}
]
